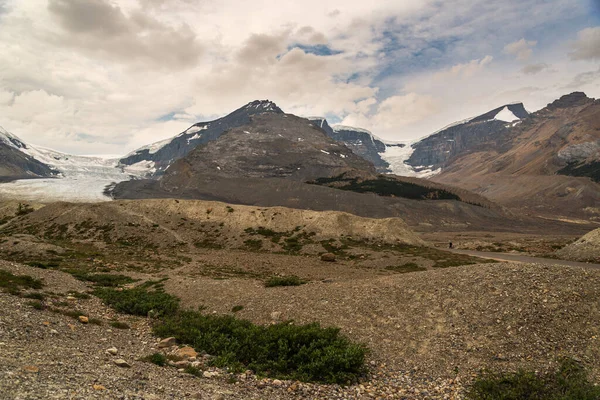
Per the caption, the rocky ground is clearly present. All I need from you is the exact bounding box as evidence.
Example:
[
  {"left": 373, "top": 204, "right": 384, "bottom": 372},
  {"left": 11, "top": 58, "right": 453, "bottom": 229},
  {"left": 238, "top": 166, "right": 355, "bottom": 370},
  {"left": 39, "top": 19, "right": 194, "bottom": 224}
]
[
  {"left": 2, "top": 258, "right": 600, "bottom": 399},
  {"left": 556, "top": 228, "right": 600, "bottom": 262}
]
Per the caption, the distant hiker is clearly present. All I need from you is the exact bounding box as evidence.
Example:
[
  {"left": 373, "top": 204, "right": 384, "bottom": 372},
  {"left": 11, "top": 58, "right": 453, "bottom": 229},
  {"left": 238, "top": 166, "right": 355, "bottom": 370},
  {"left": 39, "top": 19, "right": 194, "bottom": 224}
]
[{"left": 448, "top": 241, "right": 453, "bottom": 249}]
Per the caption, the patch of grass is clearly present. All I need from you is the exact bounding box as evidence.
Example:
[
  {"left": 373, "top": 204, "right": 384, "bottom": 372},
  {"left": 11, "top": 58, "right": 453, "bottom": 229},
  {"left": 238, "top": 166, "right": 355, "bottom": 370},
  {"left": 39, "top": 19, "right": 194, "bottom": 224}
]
[
  {"left": 153, "top": 311, "right": 367, "bottom": 384},
  {"left": 110, "top": 321, "right": 130, "bottom": 330},
  {"left": 265, "top": 275, "right": 306, "bottom": 287},
  {"left": 22, "top": 292, "right": 46, "bottom": 300},
  {"left": 385, "top": 263, "right": 427, "bottom": 273},
  {"left": 466, "top": 358, "right": 600, "bottom": 400},
  {"left": 67, "top": 291, "right": 91, "bottom": 300},
  {"left": 27, "top": 300, "right": 44, "bottom": 310},
  {"left": 93, "top": 286, "right": 180, "bottom": 317},
  {"left": 16, "top": 202, "right": 34, "bottom": 216},
  {"left": 184, "top": 365, "right": 203, "bottom": 377},
  {"left": 142, "top": 352, "right": 167, "bottom": 367},
  {"left": 26, "top": 260, "right": 61, "bottom": 269},
  {"left": 226, "top": 206, "right": 235, "bottom": 213},
  {"left": 231, "top": 305, "right": 244, "bottom": 313},
  {"left": 89, "top": 318, "right": 102, "bottom": 325},
  {"left": 243, "top": 239, "right": 263, "bottom": 251},
  {"left": 0, "top": 269, "right": 43, "bottom": 294}
]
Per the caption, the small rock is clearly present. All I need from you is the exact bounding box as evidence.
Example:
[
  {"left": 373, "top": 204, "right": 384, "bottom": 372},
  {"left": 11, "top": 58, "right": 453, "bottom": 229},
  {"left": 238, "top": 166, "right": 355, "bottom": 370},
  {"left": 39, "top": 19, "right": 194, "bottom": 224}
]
[
  {"left": 174, "top": 361, "right": 190, "bottom": 368},
  {"left": 320, "top": 253, "right": 336, "bottom": 262},
  {"left": 22, "top": 365, "right": 39, "bottom": 374},
  {"left": 50, "top": 329, "right": 58, "bottom": 335},
  {"left": 113, "top": 359, "right": 131, "bottom": 368},
  {"left": 158, "top": 337, "right": 177, "bottom": 348},
  {"left": 78, "top": 316, "right": 89, "bottom": 324},
  {"left": 106, "top": 347, "right": 118, "bottom": 355},
  {"left": 66, "top": 296, "right": 77, "bottom": 301},
  {"left": 272, "top": 379, "right": 283, "bottom": 387},
  {"left": 174, "top": 346, "right": 197, "bottom": 359},
  {"left": 92, "top": 384, "right": 106, "bottom": 391}
]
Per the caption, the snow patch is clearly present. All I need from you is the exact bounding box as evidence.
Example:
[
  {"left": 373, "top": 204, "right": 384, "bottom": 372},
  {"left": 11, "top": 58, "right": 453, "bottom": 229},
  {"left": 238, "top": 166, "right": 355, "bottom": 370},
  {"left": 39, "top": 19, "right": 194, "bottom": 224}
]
[
  {"left": 380, "top": 141, "right": 441, "bottom": 178},
  {"left": 494, "top": 106, "right": 520, "bottom": 122}
]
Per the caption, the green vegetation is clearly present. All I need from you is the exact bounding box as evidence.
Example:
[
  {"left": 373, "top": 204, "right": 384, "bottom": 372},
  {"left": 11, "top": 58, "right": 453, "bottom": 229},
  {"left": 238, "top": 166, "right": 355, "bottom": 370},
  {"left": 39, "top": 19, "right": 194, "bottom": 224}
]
[
  {"left": 26, "top": 260, "right": 61, "bottom": 269},
  {"left": 89, "top": 317, "right": 103, "bottom": 326},
  {"left": 22, "top": 292, "right": 45, "bottom": 300},
  {"left": 265, "top": 275, "right": 306, "bottom": 287},
  {"left": 385, "top": 263, "right": 426, "bottom": 273},
  {"left": 93, "top": 286, "right": 180, "bottom": 317},
  {"left": 153, "top": 311, "right": 366, "bottom": 383},
  {"left": 465, "top": 358, "right": 600, "bottom": 400},
  {"left": 110, "top": 321, "right": 130, "bottom": 330},
  {"left": 67, "top": 291, "right": 91, "bottom": 299},
  {"left": 231, "top": 305, "right": 244, "bottom": 313},
  {"left": 16, "top": 202, "right": 34, "bottom": 216},
  {"left": 0, "top": 269, "right": 43, "bottom": 294},
  {"left": 309, "top": 174, "right": 462, "bottom": 201},
  {"left": 142, "top": 352, "right": 168, "bottom": 367},
  {"left": 243, "top": 239, "right": 263, "bottom": 251},
  {"left": 27, "top": 300, "right": 44, "bottom": 310}
]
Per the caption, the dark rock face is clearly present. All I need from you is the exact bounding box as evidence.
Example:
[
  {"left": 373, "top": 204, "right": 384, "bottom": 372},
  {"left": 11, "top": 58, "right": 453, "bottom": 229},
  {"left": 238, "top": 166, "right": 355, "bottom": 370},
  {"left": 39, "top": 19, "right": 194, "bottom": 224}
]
[
  {"left": 160, "top": 113, "right": 376, "bottom": 188},
  {"left": 546, "top": 92, "right": 593, "bottom": 109},
  {"left": 406, "top": 104, "right": 529, "bottom": 172},
  {"left": 309, "top": 118, "right": 391, "bottom": 172},
  {"left": 0, "top": 131, "right": 56, "bottom": 180},
  {"left": 118, "top": 100, "right": 283, "bottom": 175}
]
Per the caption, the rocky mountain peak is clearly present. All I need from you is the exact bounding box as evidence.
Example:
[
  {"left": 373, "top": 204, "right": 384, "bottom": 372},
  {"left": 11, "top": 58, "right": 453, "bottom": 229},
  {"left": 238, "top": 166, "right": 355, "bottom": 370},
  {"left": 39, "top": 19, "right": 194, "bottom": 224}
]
[
  {"left": 546, "top": 92, "right": 593, "bottom": 109},
  {"left": 242, "top": 100, "right": 283, "bottom": 114}
]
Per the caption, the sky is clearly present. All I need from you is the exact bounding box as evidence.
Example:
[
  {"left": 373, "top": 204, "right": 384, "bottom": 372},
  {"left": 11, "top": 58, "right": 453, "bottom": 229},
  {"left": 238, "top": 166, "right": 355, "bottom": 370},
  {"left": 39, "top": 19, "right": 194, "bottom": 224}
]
[{"left": 0, "top": 0, "right": 599, "bottom": 155}]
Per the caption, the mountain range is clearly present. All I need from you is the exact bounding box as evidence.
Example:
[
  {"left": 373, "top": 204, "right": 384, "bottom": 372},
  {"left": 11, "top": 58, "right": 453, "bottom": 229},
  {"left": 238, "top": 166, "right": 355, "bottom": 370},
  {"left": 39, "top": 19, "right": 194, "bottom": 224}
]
[{"left": 0, "top": 92, "right": 598, "bottom": 224}]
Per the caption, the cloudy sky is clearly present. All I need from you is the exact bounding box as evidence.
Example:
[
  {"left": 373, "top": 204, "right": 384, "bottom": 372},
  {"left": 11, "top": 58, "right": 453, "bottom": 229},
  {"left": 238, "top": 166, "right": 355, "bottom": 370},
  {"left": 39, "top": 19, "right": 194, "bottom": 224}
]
[{"left": 0, "top": 0, "right": 599, "bottom": 155}]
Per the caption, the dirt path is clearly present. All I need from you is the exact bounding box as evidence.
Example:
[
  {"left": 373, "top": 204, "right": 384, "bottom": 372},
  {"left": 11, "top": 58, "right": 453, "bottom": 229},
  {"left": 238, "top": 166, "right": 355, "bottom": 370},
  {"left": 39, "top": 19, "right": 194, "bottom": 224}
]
[{"left": 450, "top": 249, "right": 600, "bottom": 269}]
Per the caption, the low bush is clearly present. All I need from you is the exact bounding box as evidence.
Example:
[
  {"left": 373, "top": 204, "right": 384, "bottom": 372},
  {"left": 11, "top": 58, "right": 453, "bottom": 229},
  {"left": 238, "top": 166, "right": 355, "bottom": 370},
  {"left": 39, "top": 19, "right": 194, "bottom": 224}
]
[
  {"left": 142, "top": 352, "right": 167, "bottom": 367},
  {"left": 0, "top": 269, "right": 43, "bottom": 294},
  {"left": 110, "top": 321, "right": 130, "bottom": 329},
  {"left": 153, "top": 311, "right": 366, "bottom": 383},
  {"left": 93, "top": 287, "right": 179, "bottom": 317},
  {"left": 465, "top": 358, "right": 600, "bottom": 400},
  {"left": 265, "top": 276, "right": 306, "bottom": 288}
]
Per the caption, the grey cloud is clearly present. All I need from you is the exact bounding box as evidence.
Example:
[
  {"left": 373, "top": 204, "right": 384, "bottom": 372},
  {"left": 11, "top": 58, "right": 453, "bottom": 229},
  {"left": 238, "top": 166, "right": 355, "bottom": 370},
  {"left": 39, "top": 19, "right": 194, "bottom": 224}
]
[
  {"left": 0, "top": 0, "right": 10, "bottom": 16},
  {"left": 47, "top": 0, "right": 203, "bottom": 69},
  {"left": 565, "top": 67, "right": 600, "bottom": 89},
  {"left": 570, "top": 27, "right": 600, "bottom": 61},
  {"left": 521, "top": 63, "right": 548, "bottom": 75},
  {"left": 236, "top": 32, "right": 289, "bottom": 66}
]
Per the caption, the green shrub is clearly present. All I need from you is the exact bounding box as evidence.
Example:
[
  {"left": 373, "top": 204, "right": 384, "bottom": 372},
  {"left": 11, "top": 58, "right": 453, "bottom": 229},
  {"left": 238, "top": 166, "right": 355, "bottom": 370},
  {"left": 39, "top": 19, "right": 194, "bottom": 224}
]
[
  {"left": 0, "top": 269, "right": 43, "bottom": 293},
  {"left": 93, "top": 287, "right": 179, "bottom": 316},
  {"left": 265, "top": 276, "right": 306, "bottom": 288},
  {"left": 110, "top": 321, "right": 130, "bottom": 329},
  {"left": 68, "top": 291, "right": 91, "bottom": 300},
  {"left": 231, "top": 305, "right": 244, "bottom": 313},
  {"left": 22, "top": 292, "right": 45, "bottom": 300},
  {"left": 142, "top": 352, "right": 167, "bottom": 367},
  {"left": 466, "top": 358, "right": 600, "bottom": 400},
  {"left": 27, "top": 300, "right": 44, "bottom": 310},
  {"left": 243, "top": 239, "right": 263, "bottom": 251},
  {"left": 26, "top": 261, "right": 61, "bottom": 269},
  {"left": 153, "top": 311, "right": 366, "bottom": 383}
]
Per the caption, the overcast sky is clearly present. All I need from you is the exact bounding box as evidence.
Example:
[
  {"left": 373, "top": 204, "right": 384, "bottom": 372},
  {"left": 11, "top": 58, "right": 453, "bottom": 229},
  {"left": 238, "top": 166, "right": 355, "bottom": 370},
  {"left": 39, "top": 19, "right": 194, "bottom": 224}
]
[{"left": 0, "top": 0, "right": 599, "bottom": 155}]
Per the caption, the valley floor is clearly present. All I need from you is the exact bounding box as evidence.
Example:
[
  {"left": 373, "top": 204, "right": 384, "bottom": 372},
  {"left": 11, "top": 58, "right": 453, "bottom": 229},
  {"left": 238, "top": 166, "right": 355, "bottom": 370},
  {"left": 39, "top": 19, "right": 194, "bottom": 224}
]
[{"left": 1, "top": 199, "right": 599, "bottom": 399}]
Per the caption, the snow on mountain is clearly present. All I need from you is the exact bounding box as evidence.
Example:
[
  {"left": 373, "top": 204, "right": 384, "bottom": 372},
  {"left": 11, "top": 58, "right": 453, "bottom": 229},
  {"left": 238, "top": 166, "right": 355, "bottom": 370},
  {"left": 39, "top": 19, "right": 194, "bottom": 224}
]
[
  {"left": 0, "top": 128, "right": 150, "bottom": 202},
  {"left": 493, "top": 106, "right": 520, "bottom": 122}
]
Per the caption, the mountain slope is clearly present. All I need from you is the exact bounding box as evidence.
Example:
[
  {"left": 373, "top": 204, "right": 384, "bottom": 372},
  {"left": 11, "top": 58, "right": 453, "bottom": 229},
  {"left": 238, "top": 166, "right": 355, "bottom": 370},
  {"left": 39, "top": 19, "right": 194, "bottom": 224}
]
[
  {"left": 119, "top": 100, "right": 284, "bottom": 175},
  {"left": 0, "top": 127, "right": 56, "bottom": 180},
  {"left": 431, "top": 92, "right": 600, "bottom": 220},
  {"left": 404, "top": 102, "right": 529, "bottom": 173}
]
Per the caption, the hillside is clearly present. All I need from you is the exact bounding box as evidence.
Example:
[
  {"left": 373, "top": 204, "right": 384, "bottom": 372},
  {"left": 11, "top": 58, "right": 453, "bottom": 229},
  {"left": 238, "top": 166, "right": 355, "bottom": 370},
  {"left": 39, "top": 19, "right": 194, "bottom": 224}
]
[
  {"left": 0, "top": 127, "right": 56, "bottom": 180},
  {"left": 432, "top": 92, "right": 600, "bottom": 220}
]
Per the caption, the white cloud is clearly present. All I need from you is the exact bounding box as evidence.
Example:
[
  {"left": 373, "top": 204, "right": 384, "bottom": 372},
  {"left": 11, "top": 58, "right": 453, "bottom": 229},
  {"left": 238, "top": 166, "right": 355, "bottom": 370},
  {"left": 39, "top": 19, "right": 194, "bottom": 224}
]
[
  {"left": 0, "top": 0, "right": 597, "bottom": 154},
  {"left": 570, "top": 27, "right": 600, "bottom": 61},
  {"left": 504, "top": 38, "right": 537, "bottom": 61}
]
